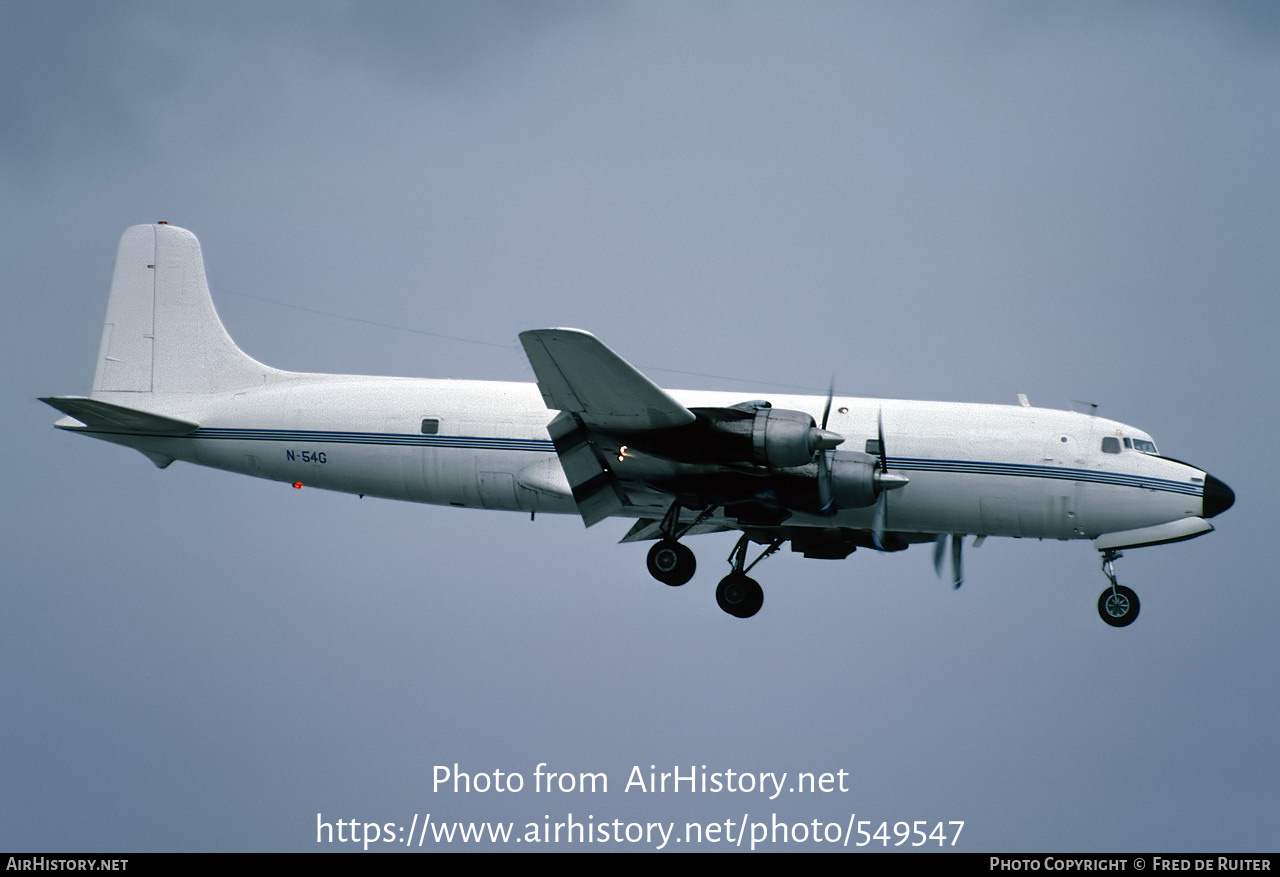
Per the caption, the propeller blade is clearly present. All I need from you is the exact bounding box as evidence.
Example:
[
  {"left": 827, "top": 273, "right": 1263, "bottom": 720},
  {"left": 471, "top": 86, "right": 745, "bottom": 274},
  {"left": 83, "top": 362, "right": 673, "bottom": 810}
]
[
  {"left": 815, "top": 378, "right": 839, "bottom": 516},
  {"left": 876, "top": 407, "right": 888, "bottom": 473},
  {"left": 933, "top": 533, "right": 964, "bottom": 588},
  {"left": 816, "top": 448, "right": 834, "bottom": 515},
  {"left": 951, "top": 533, "right": 963, "bottom": 589},
  {"left": 871, "top": 491, "right": 887, "bottom": 549},
  {"left": 871, "top": 407, "right": 892, "bottom": 549}
]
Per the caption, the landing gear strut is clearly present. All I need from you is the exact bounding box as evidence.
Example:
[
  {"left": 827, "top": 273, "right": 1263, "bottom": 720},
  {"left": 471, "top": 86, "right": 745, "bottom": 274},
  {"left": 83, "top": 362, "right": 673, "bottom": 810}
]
[
  {"left": 1097, "top": 549, "right": 1140, "bottom": 627},
  {"left": 644, "top": 501, "right": 712, "bottom": 587},
  {"left": 715, "top": 534, "right": 783, "bottom": 618}
]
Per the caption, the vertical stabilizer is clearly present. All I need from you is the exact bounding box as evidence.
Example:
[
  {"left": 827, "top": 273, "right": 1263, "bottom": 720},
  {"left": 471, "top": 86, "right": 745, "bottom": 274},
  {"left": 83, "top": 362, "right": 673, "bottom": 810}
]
[{"left": 92, "top": 223, "right": 278, "bottom": 396}]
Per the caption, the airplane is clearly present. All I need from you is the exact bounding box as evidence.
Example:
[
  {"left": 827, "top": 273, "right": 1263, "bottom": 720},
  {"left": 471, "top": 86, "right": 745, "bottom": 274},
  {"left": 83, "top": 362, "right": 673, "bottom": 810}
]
[{"left": 42, "top": 223, "right": 1235, "bottom": 625}]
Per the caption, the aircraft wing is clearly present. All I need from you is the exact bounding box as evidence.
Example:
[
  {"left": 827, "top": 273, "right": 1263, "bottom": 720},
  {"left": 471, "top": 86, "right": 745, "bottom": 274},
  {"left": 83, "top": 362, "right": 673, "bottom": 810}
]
[
  {"left": 518, "top": 328, "right": 876, "bottom": 536},
  {"left": 520, "top": 329, "right": 699, "bottom": 526},
  {"left": 519, "top": 329, "right": 695, "bottom": 431}
]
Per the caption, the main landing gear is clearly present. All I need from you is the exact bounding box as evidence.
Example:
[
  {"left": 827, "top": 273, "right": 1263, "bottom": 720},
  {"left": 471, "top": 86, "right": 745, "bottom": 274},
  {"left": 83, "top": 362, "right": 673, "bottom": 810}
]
[
  {"left": 642, "top": 502, "right": 782, "bottom": 618},
  {"left": 1097, "top": 549, "right": 1140, "bottom": 628},
  {"left": 647, "top": 540, "right": 695, "bottom": 586},
  {"left": 715, "top": 533, "right": 784, "bottom": 619},
  {"left": 644, "top": 501, "right": 711, "bottom": 587}
]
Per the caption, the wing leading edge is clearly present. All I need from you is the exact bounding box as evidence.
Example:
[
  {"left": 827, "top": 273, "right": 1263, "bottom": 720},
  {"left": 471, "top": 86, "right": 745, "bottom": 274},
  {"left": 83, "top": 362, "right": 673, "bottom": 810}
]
[{"left": 519, "top": 329, "right": 695, "bottom": 431}]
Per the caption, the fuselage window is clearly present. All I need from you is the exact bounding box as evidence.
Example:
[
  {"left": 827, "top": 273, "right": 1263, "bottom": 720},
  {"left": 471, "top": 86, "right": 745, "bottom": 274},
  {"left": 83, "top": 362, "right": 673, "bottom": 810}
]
[
  {"left": 1101, "top": 437, "right": 1121, "bottom": 454},
  {"left": 421, "top": 418, "right": 440, "bottom": 435}
]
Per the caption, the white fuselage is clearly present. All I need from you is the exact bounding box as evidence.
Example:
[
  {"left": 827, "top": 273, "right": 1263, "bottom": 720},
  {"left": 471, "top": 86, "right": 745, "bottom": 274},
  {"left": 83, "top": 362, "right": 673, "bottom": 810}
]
[{"left": 84, "top": 374, "right": 1208, "bottom": 542}]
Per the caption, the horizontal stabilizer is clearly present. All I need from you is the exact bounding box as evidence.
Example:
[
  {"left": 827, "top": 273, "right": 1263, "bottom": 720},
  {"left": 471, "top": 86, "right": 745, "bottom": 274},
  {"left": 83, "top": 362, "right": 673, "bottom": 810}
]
[
  {"left": 40, "top": 396, "right": 199, "bottom": 435},
  {"left": 519, "top": 328, "right": 695, "bottom": 431}
]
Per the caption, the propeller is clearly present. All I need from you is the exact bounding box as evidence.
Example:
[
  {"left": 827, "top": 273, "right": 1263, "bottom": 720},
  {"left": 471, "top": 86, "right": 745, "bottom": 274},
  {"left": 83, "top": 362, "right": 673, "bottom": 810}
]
[
  {"left": 815, "top": 397, "right": 907, "bottom": 525},
  {"left": 933, "top": 533, "right": 964, "bottom": 588},
  {"left": 816, "top": 380, "right": 837, "bottom": 515},
  {"left": 870, "top": 407, "right": 909, "bottom": 548}
]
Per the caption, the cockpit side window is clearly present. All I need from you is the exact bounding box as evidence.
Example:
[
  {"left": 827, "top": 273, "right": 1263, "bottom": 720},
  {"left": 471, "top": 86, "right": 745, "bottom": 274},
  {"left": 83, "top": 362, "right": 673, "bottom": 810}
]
[{"left": 1101, "top": 437, "right": 1121, "bottom": 454}]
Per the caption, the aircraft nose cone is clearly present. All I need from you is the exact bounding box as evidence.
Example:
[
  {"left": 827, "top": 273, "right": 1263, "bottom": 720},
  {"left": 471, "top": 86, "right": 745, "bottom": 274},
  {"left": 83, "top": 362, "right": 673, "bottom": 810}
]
[{"left": 1202, "top": 473, "right": 1235, "bottom": 518}]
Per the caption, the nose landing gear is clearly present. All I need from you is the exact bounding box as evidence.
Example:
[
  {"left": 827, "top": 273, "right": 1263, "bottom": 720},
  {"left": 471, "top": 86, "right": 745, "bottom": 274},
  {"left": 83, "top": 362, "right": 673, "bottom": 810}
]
[{"left": 1097, "top": 549, "right": 1140, "bottom": 627}]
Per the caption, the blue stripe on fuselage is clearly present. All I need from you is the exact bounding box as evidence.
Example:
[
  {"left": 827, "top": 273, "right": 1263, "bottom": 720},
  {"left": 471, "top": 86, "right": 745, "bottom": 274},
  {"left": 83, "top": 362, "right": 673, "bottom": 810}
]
[
  {"left": 91, "top": 427, "right": 1204, "bottom": 499},
  {"left": 887, "top": 456, "right": 1201, "bottom": 497}
]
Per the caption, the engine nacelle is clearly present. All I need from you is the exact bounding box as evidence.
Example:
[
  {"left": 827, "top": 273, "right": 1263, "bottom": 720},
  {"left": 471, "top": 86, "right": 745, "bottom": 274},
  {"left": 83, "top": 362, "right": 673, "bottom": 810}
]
[
  {"left": 629, "top": 402, "right": 845, "bottom": 473},
  {"left": 751, "top": 407, "right": 841, "bottom": 469},
  {"left": 751, "top": 408, "right": 814, "bottom": 468},
  {"left": 828, "top": 451, "right": 879, "bottom": 509}
]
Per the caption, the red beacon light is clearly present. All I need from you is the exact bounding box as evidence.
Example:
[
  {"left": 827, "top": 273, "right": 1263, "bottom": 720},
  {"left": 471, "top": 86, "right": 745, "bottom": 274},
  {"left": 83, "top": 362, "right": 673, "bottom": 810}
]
[{"left": 292, "top": 482, "right": 303, "bottom": 489}]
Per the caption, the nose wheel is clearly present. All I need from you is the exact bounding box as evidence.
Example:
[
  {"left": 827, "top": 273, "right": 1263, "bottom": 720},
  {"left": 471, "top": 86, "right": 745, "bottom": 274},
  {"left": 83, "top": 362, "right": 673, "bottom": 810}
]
[{"left": 1097, "top": 550, "right": 1140, "bottom": 627}]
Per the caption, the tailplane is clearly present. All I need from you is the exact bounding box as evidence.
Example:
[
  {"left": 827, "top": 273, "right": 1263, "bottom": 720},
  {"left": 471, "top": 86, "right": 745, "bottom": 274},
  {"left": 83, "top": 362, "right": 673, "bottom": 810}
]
[
  {"left": 91, "top": 223, "right": 279, "bottom": 396},
  {"left": 39, "top": 396, "right": 199, "bottom": 435}
]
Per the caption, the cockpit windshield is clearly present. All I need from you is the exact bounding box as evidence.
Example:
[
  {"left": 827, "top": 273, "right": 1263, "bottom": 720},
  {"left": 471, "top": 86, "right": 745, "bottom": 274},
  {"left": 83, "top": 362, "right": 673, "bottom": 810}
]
[
  {"left": 1104, "top": 436, "right": 1160, "bottom": 455},
  {"left": 1123, "top": 437, "right": 1158, "bottom": 455}
]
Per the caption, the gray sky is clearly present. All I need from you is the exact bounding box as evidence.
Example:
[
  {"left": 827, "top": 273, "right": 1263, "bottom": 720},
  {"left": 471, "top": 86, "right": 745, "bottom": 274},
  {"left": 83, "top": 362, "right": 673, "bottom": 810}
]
[{"left": 3, "top": 1, "right": 1277, "bottom": 852}]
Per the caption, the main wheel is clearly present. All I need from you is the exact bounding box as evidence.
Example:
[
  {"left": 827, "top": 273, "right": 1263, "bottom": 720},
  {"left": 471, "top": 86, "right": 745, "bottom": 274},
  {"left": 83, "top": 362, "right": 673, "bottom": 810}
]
[
  {"left": 716, "top": 573, "right": 764, "bottom": 618},
  {"left": 647, "top": 539, "right": 695, "bottom": 586},
  {"left": 1098, "top": 584, "right": 1140, "bottom": 627}
]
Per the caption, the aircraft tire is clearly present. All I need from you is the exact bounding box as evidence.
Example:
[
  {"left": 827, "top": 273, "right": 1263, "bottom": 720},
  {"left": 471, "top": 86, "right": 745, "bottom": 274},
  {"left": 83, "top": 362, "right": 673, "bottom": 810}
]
[
  {"left": 716, "top": 573, "right": 764, "bottom": 618},
  {"left": 647, "top": 539, "right": 695, "bottom": 586},
  {"left": 1098, "top": 584, "right": 1140, "bottom": 627}
]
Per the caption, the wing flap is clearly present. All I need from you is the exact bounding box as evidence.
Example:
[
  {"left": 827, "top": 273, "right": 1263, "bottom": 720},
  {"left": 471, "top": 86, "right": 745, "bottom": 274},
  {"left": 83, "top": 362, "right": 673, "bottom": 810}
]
[{"left": 547, "top": 411, "right": 627, "bottom": 526}]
